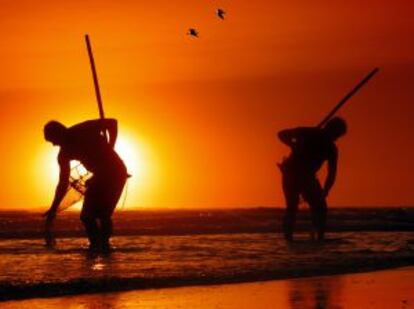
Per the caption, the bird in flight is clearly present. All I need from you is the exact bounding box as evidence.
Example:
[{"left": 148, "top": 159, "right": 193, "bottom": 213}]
[
  {"left": 216, "top": 8, "right": 226, "bottom": 20},
  {"left": 187, "top": 28, "right": 199, "bottom": 38}
]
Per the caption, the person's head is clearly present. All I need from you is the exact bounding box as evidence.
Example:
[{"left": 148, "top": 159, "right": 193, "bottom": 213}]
[
  {"left": 44, "top": 121, "right": 67, "bottom": 145},
  {"left": 323, "top": 117, "right": 347, "bottom": 141}
]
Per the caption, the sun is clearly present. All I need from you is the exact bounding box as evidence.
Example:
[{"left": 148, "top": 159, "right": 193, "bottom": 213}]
[
  {"left": 114, "top": 132, "right": 153, "bottom": 209},
  {"left": 115, "top": 134, "right": 141, "bottom": 178}
]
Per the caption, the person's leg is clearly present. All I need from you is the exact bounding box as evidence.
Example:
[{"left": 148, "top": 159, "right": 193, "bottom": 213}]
[
  {"left": 282, "top": 173, "right": 300, "bottom": 241},
  {"left": 98, "top": 175, "right": 127, "bottom": 251},
  {"left": 100, "top": 216, "right": 113, "bottom": 252},
  {"left": 81, "top": 178, "right": 102, "bottom": 250},
  {"left": 302, "top": 177, "right": 327, "bottom": 241},
  {"left": 80, "top": 215, "right": 101, "bottom": 250}
]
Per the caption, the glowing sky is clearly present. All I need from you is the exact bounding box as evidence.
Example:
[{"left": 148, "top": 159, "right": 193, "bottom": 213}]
[{"left": 0, "top": 0, "right": 413, "bottom": 209}]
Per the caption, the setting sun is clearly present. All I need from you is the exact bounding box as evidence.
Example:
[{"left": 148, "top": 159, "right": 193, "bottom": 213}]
[
  {"left": 115, "top": 134, "right": 139, "bottom": 179},
  {"left": 114, "top": 132, "right": 155, "bottom": 209}
]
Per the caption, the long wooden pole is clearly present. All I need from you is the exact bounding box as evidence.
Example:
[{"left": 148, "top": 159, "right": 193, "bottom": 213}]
[
  {"left": 318, "top": 68, "right": 379, "bottom": 128},
  {"left": 85, "top": 34, "right": 105, "bottom": 120}
]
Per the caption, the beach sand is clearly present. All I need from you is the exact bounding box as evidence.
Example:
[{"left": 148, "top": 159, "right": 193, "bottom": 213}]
[{"left": 2, "top": 267, "right": 413, "bottom": 308}]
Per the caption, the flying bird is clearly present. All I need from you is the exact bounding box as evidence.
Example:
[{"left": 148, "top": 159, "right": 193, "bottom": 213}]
[
  {"left": 187, "top": 28, "right": 199, "bottom": 38},
  {"left": 216, "top": 8, "right": 226, "bottom": 20}
]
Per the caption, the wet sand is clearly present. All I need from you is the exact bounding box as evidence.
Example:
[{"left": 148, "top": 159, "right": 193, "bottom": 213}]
[{"left": 2, "top": 267, "right": 413, "bottom": 308}]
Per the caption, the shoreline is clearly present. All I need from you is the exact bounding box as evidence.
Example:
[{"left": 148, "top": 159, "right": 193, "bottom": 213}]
[
  {"left": 2, "top": 267, "right": 413, "bottom": 308},
  {"left": 2, "top": 260, "right": 413, "bottom": 302}
]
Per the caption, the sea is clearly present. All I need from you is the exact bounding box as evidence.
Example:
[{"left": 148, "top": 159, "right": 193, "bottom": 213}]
[{"left": 0, "top": 208, "right": 413, "bottom": 300}]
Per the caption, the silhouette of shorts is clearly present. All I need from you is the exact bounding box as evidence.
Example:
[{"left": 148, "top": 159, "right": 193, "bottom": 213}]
[{"left": 81, "top": 171, "right": 127, "bottom": 219}]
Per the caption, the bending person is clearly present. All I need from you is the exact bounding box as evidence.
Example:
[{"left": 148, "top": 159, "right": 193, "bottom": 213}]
[
  {"left": 278, "top": 117, "right": 347, "bottom": 241},
  {"left": 43, "top": 119, "right": 128, "bottom": 252}
]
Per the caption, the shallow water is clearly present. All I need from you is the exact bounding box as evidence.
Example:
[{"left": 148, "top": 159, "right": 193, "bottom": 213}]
[{"left": 0, "top": 231, "right": 413, "bottom": 300}]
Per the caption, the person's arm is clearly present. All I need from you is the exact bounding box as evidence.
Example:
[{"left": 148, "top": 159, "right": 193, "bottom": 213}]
[
  {"left": 44, "top": 153, "right": 70, "bottom": 220},
  {"left": 324, "top": 146, "right": 338, "bottom": 197}
]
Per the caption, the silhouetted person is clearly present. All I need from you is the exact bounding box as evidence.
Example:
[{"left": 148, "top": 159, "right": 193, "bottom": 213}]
[
  {"left": 278, "top": 117, "right": 347, "bottom": 241},
  {"left": 43, "top": 119, "right": 128, "bottom": 252}
]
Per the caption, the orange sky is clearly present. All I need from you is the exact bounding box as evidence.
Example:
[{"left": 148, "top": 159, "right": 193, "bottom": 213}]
[{"left": 0, "top": 0, "right": 413, "bottom": 209}]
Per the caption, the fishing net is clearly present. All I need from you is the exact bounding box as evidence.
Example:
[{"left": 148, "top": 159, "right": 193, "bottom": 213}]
[{"left": 58, "top": 163, "right": 92, "bottom": 212}]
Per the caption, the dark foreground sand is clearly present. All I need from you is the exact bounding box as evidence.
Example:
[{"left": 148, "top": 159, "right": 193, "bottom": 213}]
[{"left": 2, "top": 267, "right": 413, "bottom": 308}]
